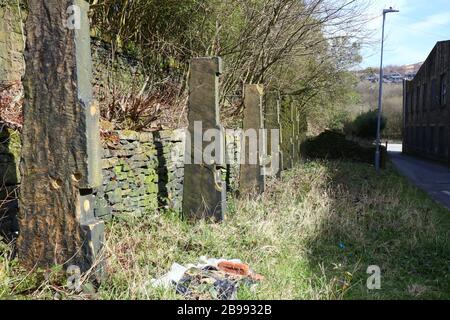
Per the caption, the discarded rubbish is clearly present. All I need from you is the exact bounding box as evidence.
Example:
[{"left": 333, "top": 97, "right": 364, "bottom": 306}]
[{"left": 151, "top": 257, "right": 264, "bottom": 300}]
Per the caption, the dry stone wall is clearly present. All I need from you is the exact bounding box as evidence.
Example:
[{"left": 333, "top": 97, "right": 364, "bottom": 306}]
[
  {"left": 0, "top": 127, "right": 241, "bottom": 227},
  {"left": 100, "top": 131, "right": 160, "bottom": 218},
  {"left": 0, "top": 129, "right": 186, "bottom": 223},
  {"left": 98, "top": 129, "right": 186, "bottom": 218}
]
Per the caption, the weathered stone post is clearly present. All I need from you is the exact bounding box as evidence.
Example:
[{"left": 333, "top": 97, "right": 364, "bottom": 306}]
[
  {"left": 240, "top": 84, "right": 265, "bottom": 194},
  {"left": 295, "top": 106, "right": 303, "bottom": 164},
  {"left": 279, "top": 95, "right": 292, "bottom": 170},
  {"left": 264, "top": 92, "right": 282, "bottom": 178},
  {"left": 0, "top": 2, "right": 25, "bottom": 83},
  {"left": 18, "top": 0, "right": 104, "bottom": 272},
  {"left": 182, "top": 57, "right": 226, "bottom": 221},
  {"left": 277, "top": 97, "right": 284, "bottom": 175},
  {"left": 288, "top": 99, "right": 295, "bottom": 168},
  {"left": 292, "top": 105, "right": 298, "bottom": 165}
]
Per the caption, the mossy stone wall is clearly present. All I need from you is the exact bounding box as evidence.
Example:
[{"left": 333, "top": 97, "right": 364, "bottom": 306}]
[
  {"left": 0, "top": 127, "right": 186, "bottom": 224},
  {"left": 99, "top": 129, "right": 185, "bottom": 218}
]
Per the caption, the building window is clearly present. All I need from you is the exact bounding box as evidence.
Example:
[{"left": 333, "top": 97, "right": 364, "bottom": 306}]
[
  {"left": 405, "top": 93, "right": 409, "bottom": 122},
  {"left": 422, "top": 126, "right": 426, "bottom": 151},
  {"left": 411, "top": 92, "right": 414, "bottom": 115},
  {"left": 430, "top": 126, "right": 435, "bottom": 154},
  {"left": 415, "top": 126, "right": 420, "bottom": 149},
  {"left": 420, "top": 127, "right": 423, "bottom": 149},
  {"left": 410, "top": 127, "right": 413, "bottom": 147},
  {"left": 438, "top": 126, "right": 446, "bottom": 156},
  {"left": 416, "top": 86, "right": 421, "bottom": 114},
  {"left": 410, "top": 127, "right": 414, "bottom": 146},
  {"left": 440, "top": 73, "right": 447, "bottom": 107},
  {"left": 410, "top": 92, "right": 413, "bottom": 115},
  {"left": 431, "top": 79, "right": 437, "bottom": 109},
  {"left": 423, "top": 83, "right": 427, "bottom": 111}
]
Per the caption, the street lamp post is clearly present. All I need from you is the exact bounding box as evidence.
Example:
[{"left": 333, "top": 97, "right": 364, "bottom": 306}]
[{"left": 375, "top": 7, "right": 399, "bottom": 173}]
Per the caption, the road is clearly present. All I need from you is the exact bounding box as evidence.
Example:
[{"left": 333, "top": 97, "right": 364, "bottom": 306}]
[{"left": 388, "top": 143, "right": 450, "bottom": 210}]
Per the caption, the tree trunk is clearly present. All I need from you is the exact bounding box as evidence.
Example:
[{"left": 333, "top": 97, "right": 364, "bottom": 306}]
[{"left": 18, "top": 0, "right": 104, "bottom": 272}]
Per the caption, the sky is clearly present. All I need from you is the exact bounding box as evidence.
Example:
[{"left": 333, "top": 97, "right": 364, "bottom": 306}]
[{"left": 360, "top": 0, "right": 450, "bottom": 69}]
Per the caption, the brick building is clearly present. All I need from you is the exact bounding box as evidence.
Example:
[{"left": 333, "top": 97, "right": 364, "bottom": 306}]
[{"left": 403, "top": 41, "right": 450, "bottom": 162}]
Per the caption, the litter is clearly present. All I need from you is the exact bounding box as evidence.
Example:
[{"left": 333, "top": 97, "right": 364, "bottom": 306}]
[
  {"left": 150, "top": 257, "right": 264, "bottom": 300},
  {"left": 150, "top": 263, "right": 188, "bottom": 288}
]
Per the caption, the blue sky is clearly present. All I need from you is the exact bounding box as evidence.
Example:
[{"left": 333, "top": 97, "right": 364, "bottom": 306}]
[{"left": 360, "top": 0, "right": 450, "bottom": 68}]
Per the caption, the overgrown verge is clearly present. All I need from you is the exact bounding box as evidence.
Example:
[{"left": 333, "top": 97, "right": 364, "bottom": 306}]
[
  {"left": 301, "top": 130, "right": 387, "bottom": 166},
  {"left": 1, "top": 160, "right": 449, "bottom": 300}
]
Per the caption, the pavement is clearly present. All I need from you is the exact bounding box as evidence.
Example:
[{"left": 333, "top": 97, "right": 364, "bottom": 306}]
[{"left": 388, "top": 143, "right": 450, "bottom": 210}]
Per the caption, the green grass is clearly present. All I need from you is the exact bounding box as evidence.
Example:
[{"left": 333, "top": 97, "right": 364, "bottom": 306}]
[{"left": 1, "top": 160, "right": 449, "bottom": 300}]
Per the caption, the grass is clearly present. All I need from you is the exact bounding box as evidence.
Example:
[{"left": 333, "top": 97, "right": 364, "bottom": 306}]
[{"left": 1, "top": 160, "right": 449, "bottom": 300}]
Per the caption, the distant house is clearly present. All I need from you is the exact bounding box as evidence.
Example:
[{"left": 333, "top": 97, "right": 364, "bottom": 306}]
[
  {"left": 383, "top": 72, "right": 403, "bottom": 83},
  {"left": 365, "top": 74, "right": 379, "bottom": 83},
  {"left": 390, "top": 72, "right": 403, "bottom": 83},
  {"left": 403, "top": 40, "right": 450, "bottom": 162},
  {"left": 404, "top": 72, "right": 416, "bottom": 81}
]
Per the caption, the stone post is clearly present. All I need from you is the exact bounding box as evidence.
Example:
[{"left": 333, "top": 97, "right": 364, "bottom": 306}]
[
  {"left": 277, "top": 97, "right": 284, "bottom": 175},
  {"left": 279, "top": 95, "right": 292, "bottom": 170},
  {"left": 264, "top": 92, "right": 282, "bottom": 178},
  {"left": 18, "top": 0, "right": 104, "bottom": 273},
  {"left": 289, "top": 100, "right": 295, "bottom": 168},
  {"left": 299, "top": 109, "right": 307, "bottom": 162},
  {"left": 240, "top": 84, "right": 265, "bottom": 194},
  {"left": 0, "top": 2, "right": 25, "bottom": 82},
  {"left": 182, "top": 57, "right": 226, "bottom": 221},
  {"left": 292, "top": 106, "right": 298, "bottom": 165}
]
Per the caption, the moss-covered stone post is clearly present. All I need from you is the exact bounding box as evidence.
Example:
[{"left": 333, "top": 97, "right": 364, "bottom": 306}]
[
  {"left": 18, "top": 0, "right": 104, "bottom": 272},
  {"left": 294, "top": 106, "right": 302, "bottom": 164},
  {"left": 287, "top": 99, "right": 294, "bottom": 168},
  {"left": 182, "top": 57, "right": 226, "bottom": 221},
  {"left": 280, "top": 95, "right": 292, "bottom": 170},
  {"left": 264, "top": 92, "right": 282, "bottom": 178},
  {"left": 277, "top": 96, "right": 284, "bottom": 175},
  {"left": 291, "top": 102, "right": 298, "bottom": 166},
  {"left": 0, "top": 2, "right": 25, "bottom": 82},
  {"left": 240, "top": 84, "right": 265, "bottom": 194}
]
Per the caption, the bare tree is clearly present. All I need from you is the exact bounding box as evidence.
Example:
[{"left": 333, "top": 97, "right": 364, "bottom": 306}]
[{"left": 89, "top": 0, "right": 373, "bottom": 127}]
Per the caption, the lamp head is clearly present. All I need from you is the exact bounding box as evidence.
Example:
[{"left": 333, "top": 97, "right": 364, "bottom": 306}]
[{"left": 383, "top": 7, "right": 400, "bottom": 14}]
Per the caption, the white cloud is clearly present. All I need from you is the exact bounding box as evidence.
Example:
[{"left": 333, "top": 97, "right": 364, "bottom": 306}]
[{"left": 408, "top": 12, "right": 450, "bottom": 33}]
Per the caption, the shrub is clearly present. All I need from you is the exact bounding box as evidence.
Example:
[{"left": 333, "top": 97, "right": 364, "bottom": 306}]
[
  {"left": 345, "top": 110, "right": 386, "bottom": 140},
  {"left": 327, "top": 108, "right": 352, "bottom": 132},
  {"left": 301, "top": 130, "right": 387, "bottom": 166}
]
